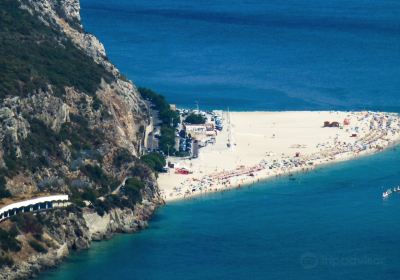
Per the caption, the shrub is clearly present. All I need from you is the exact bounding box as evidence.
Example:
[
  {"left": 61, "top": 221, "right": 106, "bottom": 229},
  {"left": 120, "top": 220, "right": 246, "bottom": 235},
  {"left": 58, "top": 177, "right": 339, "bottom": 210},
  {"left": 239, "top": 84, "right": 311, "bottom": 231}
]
[
  {"left": 81, "top": 188, "right": 98, "bottom": 203},
  {"left": 28, "top": 239, "right": 47, "bottom": 253},
  {"left": 11, "top": 213, "right": 43, "bottom": 236},
  {"left": 2, "top": 118, "right": 61, "bottom": 174},
  {"left": 123, "top": 178, "right": 145, "bottom": 202},
  {"left": 0, "top": 175, "right": 11, "bottom": 199},
  {"left": 0, "top": 255, "right": 14, "bottom": 268},
  {"left": 140, "top": 153, "right": 166, "bottom": 172},
  {"left": 113, "top": 148, "right": 135, "bottom": 168},
  {"left": 129, "top": 164, "right": 151, "bottom": 179},
  {"left": 0, "top": 227, "right": 21, "bottom": 252}
]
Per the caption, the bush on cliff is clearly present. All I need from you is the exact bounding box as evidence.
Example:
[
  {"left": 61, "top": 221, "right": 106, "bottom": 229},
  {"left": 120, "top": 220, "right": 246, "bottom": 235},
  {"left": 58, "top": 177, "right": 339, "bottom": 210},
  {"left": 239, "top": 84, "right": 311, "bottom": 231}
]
[
  {"left": 0, "top": 174, "right": 11, "bottom": 199},
  {"left": 28, "top": 239, "right": 47, "bottom": 254},
  {"left": 11, "top": 213, "right": 43, "bottom": 237},
  {"left": 123, "top": 178, "right": 145, "bottom": 203},
  {"left": 80, "top": 164, "right": 119, "bottom": 195},
  {"left": 0, "top": 227, "right": 21, "bottom": 252},
  {"left": 140, "top": 152, "right": 166, "bottom": 172},
  {"left": 0, "top": 255, "right": 14, "bottom": 268},
  {"left": 113, "top": 148, "right": 135, "bottom": 168}
]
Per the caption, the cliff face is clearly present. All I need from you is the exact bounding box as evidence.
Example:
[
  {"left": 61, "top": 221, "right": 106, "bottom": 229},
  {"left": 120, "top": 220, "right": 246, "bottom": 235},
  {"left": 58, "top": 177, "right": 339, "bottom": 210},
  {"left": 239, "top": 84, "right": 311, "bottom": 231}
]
[{"left": 0, "top": 0, "right": 162, "bottom": 278}]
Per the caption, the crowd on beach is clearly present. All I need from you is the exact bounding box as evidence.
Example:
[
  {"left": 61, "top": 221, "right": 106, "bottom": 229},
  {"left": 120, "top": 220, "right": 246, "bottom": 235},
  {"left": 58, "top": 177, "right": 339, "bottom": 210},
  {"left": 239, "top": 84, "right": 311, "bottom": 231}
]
[{"left": 160, "top": 111, "right": 400, "bottom": 201}]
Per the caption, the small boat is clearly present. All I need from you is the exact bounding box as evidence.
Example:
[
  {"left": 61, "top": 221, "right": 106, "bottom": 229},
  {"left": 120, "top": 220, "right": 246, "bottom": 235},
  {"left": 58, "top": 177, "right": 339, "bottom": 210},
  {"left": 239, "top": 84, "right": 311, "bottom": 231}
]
[
  {"left": 382, "top": 188, "right": 393, "bottom": 199},
  {"left": 382, "top": 192, "right": 389, "bottom": 199}
]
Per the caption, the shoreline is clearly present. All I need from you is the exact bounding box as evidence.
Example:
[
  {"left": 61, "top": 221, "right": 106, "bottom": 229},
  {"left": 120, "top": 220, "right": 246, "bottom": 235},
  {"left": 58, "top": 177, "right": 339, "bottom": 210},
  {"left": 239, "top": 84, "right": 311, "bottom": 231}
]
[
  {"left": 158, "top": 111, "right": 400, "bottom": 202},
  {"left": 166, "top": 141, "right": 400, "bottom": 203}
]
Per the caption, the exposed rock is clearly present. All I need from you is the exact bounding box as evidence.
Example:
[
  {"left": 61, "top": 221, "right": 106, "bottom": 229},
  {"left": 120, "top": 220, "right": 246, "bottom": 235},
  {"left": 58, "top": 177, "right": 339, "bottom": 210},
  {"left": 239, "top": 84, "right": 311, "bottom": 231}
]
[
  {"left": 0, "top": 190, "right": 163, "bottom": 280},
  {"left": 19, "top": 90, "right": 70, "bottom": 132},
  {"left": 0, "top": 105, "right": 30, "bottom": 147},
  {"left": 0, "top": 0, "right": 163, "bottom": 279}
]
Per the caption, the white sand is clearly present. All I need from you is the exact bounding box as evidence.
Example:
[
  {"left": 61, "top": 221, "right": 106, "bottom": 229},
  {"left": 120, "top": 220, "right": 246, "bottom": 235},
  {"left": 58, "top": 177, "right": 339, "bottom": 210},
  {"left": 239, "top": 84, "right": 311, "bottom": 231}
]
[{"left": 158, "top": 111, "right": 400, "bottom": 202}]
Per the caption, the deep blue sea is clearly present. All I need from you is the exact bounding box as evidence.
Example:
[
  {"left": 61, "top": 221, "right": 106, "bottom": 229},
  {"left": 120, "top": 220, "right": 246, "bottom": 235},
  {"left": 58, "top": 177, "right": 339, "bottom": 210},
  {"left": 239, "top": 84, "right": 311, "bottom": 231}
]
[
  {"left": 79, "top": 0, "right": 400, "bottom": 111},
  {"left": 40, "top": 1, "right": 400, "bottom": 279}
]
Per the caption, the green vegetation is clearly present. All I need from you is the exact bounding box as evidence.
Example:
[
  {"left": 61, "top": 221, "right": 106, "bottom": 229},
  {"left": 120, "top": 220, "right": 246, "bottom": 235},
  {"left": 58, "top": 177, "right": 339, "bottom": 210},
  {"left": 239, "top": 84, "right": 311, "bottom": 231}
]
[
  {"left": 28, "top": 239, "right": 47, "bottom": 253},
  {"left": 113, "top": 148, "right": 135, "bottom": 168},
  {"left": 0, "top": 0, "right": 112, "bottom": 100},
  {"left": 0, "top": 174, "right": 11, "bottom": 199},
  {"left": 123, "top": 178, "right": 145, "bottom": 203},
  {"left": 60, "top": 114, "right": 105, "bottom": 153},
  {"left": 0, "top": 255, "right": 13, "bottom": 268},
  {"left": 11, "top": 213, "right": 43, "bottom": 238},
  {"left": 80, "top": 188, "right": 98, "bottom": 204},
  {"left": 2, "top": 113, "right": 106, "bottom": 182},
  {"left": 185, "top": 113, "right": 206, "bottom": 124},
  {"left": 158, "top": 126, "right": 176, "bottom": 155},
  {"left": 88, "top": 177, "right": 146, "bottom": 216},
  {"left": 140, "top": 152, "right": 166, "bottom": 172},
  {"left": 80, "top": 164, "right": 119, "bottom": 195},
  {"left": 138, "top": 87, "right": 180, "bottom": 126},
  {"left": 0, "top": 227, "right": 21, "bottom": 252},
  {"left": 129, "top": 164, "right": 152, "bottom": 180},
  {"left": 3, "top": 118, "right": 62, "bottom": 175},
  {"left": 92, "top": 96, "right": 102, "bottom": 111},
  {"left": 138, "top": 87, "right": 179, "bottom": 155}
]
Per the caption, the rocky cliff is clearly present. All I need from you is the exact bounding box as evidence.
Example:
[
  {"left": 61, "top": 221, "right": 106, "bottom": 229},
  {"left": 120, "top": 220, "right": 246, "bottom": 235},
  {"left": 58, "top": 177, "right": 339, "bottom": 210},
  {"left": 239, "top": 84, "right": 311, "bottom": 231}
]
[{"left": 0, "top": 0, "right": 163, "bottom": 278}]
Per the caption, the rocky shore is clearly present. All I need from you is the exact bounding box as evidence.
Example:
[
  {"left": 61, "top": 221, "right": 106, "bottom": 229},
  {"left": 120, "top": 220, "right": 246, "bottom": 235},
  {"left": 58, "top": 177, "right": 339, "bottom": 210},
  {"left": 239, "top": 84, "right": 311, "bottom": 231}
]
[
  {"left": 0, "top": 195, "right": 163, "bottom": 280},
  {"left": 0, "top": 0, "right": 164, "bottom": 278}
]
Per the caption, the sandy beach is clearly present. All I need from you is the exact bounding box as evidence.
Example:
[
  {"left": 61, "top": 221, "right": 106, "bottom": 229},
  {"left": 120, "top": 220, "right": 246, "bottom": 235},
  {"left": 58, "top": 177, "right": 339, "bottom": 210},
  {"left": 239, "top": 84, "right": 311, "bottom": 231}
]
[{"left": 158, "top": 111, "right": 400, "bottom": 202}]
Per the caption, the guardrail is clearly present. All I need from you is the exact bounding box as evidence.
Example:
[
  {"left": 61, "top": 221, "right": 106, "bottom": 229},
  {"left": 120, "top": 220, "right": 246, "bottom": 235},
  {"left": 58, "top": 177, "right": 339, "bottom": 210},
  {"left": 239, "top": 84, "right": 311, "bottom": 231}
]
[{"left": 0, "top": 195, "right": 69, "bottom": 223}]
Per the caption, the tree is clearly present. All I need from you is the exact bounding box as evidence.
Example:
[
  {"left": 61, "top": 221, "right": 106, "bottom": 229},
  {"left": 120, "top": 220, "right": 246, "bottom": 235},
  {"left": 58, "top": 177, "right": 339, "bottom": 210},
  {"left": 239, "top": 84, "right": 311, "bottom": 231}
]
[
  {"left": 185, "top": 113, "right": 206, "bottom": 124},
  {"left": 141, "top": 152, "right": 166, "bottom": 172}
]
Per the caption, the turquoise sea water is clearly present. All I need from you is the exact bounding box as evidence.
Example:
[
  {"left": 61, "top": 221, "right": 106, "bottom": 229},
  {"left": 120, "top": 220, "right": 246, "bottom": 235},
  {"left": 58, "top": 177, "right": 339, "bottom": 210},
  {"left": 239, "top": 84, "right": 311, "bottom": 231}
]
[
  {"left": 40, "top": 1, "right": 400, "bottom": 279},
  {"left": 41, "top": 148, "right": 400, "bottom": 279}
]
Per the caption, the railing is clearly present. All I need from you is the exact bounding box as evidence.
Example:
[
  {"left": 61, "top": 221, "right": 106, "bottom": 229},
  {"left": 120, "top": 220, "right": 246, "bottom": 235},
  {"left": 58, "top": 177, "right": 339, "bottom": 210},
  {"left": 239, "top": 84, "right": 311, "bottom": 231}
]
[{"left": 0, "top": 195, "right": 69, "bottom": 223}]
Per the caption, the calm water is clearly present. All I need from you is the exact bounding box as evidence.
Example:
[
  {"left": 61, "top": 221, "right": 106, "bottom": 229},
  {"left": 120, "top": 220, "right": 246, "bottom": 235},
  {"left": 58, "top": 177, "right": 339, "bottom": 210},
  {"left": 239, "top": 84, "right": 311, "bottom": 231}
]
[
  {"left": 40, "top": 1, "right": 400, "bottom": 279},
  {"left": 79, "top": 0, "right": 400, "bottom": 111},
  {"left": 41, "top": 148, "right": 400, "bottom": 280}
]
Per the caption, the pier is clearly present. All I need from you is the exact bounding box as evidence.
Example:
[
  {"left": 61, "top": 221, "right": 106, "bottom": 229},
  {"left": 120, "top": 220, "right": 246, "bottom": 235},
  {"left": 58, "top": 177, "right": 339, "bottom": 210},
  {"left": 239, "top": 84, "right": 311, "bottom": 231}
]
[{"left": 0, "top": 195, "right": 69, "bottom": 223}]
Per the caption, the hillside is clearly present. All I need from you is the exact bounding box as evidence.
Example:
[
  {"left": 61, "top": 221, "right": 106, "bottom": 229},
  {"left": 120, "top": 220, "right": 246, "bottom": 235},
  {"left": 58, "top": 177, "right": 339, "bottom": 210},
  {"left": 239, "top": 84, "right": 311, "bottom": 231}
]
[{"left": 0, "top": 0, "right": 162, "bottom": 278}]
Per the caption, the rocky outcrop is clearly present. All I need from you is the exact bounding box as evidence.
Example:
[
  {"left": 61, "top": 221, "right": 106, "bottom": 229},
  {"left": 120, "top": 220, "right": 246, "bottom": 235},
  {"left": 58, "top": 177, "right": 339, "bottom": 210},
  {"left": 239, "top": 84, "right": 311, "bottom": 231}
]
[
  {"left": 16, "top": 0, "right": 150, "bottom": 156},
  {"left": 0, "top": 0, "right": 162, "bottom": 279},
  {"left": 0, "top": 188, "right": 163, "bottom": 280},
  {"left": 83, "top": 199, "right": 159, "bottom": 240},
  {"left": 20, "top": 0, "right": 114, "bottom": 74}
]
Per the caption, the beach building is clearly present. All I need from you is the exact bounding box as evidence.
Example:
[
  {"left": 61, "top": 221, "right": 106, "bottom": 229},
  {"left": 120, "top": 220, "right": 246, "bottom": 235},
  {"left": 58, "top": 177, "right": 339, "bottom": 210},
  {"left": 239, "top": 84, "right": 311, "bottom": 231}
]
[{"left": 183, "top": 124, "right": 207, "bottom": 134}]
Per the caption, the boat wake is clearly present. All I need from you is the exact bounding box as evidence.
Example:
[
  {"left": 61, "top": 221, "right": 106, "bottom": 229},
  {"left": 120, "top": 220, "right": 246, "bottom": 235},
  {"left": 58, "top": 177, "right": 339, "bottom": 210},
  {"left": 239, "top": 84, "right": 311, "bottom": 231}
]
[{"left": 382, "top": 186, "right": 400, "bottom": 199}]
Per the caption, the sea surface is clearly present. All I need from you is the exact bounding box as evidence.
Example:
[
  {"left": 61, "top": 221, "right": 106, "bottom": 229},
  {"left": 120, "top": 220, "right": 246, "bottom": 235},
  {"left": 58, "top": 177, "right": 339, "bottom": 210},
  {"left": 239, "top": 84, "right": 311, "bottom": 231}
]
[
  {"left": 78, "top": 0, "right": 400, "bottom": 111},
  {"left": 41, "top": 148, "right": 400, "bottom": 280},
  {"left": 40, "top": 1, "right": 400, "bottom": 279}
]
